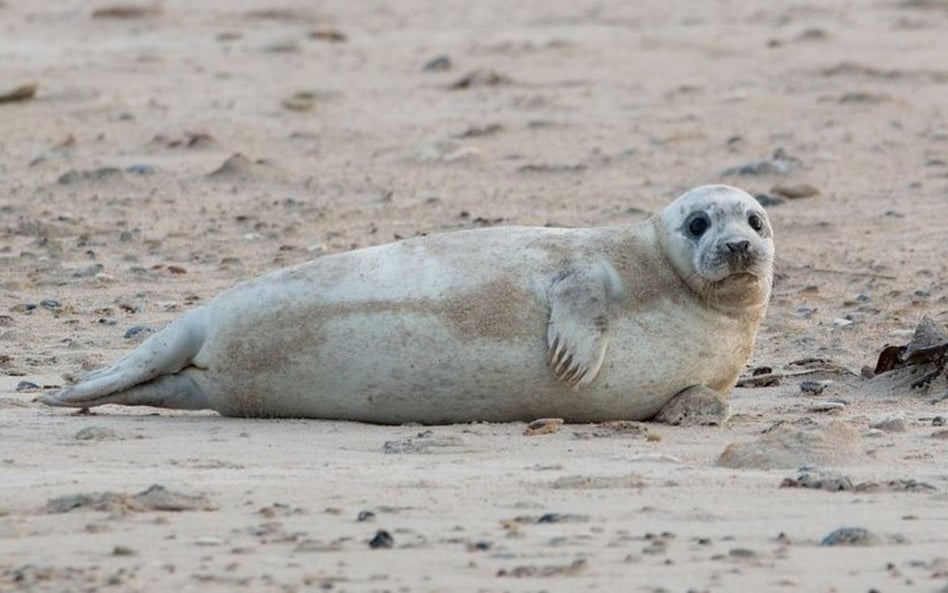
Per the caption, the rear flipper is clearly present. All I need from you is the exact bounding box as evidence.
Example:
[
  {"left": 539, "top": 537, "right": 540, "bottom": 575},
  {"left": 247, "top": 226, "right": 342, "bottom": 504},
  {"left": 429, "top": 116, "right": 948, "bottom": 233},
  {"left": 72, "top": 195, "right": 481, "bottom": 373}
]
[
  {"left": 39, "top": 311, "right": 208, "bottom": 410},
  {"left": 40, "top": 370, "right": 209, "bottom": 410}
]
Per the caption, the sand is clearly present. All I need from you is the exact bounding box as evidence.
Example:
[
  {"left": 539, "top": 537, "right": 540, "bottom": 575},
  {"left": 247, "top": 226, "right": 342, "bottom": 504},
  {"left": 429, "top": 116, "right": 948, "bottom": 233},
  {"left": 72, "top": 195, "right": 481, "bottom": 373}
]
[{"left": 2, "top": 0, "right": 948, "bottom": 591}]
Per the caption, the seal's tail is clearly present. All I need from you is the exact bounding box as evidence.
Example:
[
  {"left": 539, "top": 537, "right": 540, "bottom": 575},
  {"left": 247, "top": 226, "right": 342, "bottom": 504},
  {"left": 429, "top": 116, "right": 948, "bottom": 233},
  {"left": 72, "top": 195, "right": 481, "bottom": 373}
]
[{"left": 39, "top": 311, "right": 207, "bottom": 409}]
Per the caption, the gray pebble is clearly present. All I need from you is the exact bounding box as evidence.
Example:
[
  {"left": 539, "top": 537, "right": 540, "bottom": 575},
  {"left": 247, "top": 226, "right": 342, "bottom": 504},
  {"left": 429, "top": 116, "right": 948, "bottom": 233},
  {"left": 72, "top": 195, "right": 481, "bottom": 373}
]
[
  {"left": 821, "top": 527, "right": 873, "bottom": 546},
  {"left": 58, "top": 167, "right": 122, "bottom": 185},
  {"left": 98, "top": 318, "right": 118, "bottom": 326},
  {"left": 357, "top": 510, "right": 376, "bottom": 522},
  {"left": 933, "top": 416, "right": 946, "bottom": 426},
  {"left": 126, "top": 164, "right": 155, "bottom": 175},
  {"left": 123, "top": 325, "right": 152, "bottom": 339},
  {"left": 754, "top": 193, "right": 785, "bottom": 207},
  {"left": 15, "top": 381, "right": 39, "bottom": 392},
  {"left": 369, "top": 530, "right": 394, "bottom": 549},
  {"left": 423, "top": 55, "right": 452, "bottom": 71},
  {"left": 40, "top": 299, "right": 61, "bottom": 309},
  {"left": 799, "top": 381, "right": 824, "bottom": 395}
]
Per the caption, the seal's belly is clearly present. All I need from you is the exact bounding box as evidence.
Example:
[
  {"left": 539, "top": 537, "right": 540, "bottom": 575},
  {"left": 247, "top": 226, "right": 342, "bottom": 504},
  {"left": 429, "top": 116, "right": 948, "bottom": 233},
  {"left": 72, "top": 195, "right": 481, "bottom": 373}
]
[{"left": 199, "top": 297, "right": 745, "bottom": 423}]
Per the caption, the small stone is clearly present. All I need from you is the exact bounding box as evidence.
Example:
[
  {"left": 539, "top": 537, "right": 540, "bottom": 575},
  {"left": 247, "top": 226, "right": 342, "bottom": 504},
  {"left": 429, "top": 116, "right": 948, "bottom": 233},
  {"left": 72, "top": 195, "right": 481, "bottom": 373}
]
[
  {"left": 932, "top": 416, "right": 946, "bottom": 426},
  {"left": 914, "top": 287, "right": 930, "bottom": 297},
  {"left": 754, "top": 193, "right": 785, "bottom": 207},
  {"left": 799, "top": 380, "right": 824, "bottom": 395},
  {"left": 423, "top": 55, "right": 452, "bottom": 71},
  {"left": 449, "top": 69, "right": 511, "bottom": 90},
  {"left": 832, "top": 318, "right": 853, "bottom": 327},
  {"left": 98, "top": 317, "right": 118, "bottom": 326},
  {"left": 0, "top": 82, "right": 38, "bottom": 103},
  {"left": 807, "top": 401, "right": 845, "bottom": 412},
  {"left": 309, "top": 29, "right": 346, "bottom": 42},
  {"left": 771, "top": 183, "right": 820, "bottom": 199},
  {"left": 369, "top": 530, "right": 394, "bottom": 549},
  {"left": 10, "top": 303, "right": 37, "bottom": 313},
  {"left": 167, "top": 265, "right": 187, "bottom": 275},
  {"left": 126, "top": 164, "right": 156, "bottom": 175},
  {"left": 729, "top": 548, "right": 756, "bottom": 558},
  {"left": 15, "top": 381, "right": 40, "bottom": 391},
  {"left": 123, "top": 325, "right": 152, "bottom": 340},
  {"left": 195, "top": 536, "right": 223, "bottom": 546},
  {"left": 112, "top": 545, "right": 136, "bottom": 556},
  {"left": 357, "top": 510, "right": 376, "bottom": 522},
  {"left": 40, "top": 299, "right": 61, "bottom": 309},
  {"left": 524, "top": 418, "right": 563, "bottom": 436},
  {"left": 820, "top": 527, "right": 873, "bottom": 546}
]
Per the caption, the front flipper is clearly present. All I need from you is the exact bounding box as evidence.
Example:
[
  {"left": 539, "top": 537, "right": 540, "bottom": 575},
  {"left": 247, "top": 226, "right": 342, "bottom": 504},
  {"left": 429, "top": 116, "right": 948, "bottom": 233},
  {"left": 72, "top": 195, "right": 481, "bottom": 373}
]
[
  {"left": 546, "top": 262, "right": 622, "bottom": 388},
  {"left": 654, "top": 385, "right": 729, "bottom": 426}
]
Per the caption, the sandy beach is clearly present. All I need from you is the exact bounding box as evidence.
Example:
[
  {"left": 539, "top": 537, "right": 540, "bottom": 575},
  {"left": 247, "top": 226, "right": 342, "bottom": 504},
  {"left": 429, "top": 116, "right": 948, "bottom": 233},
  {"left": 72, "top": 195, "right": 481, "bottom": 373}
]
[{"left": 2, "top": 0, "right": 947, "bottom": 591}]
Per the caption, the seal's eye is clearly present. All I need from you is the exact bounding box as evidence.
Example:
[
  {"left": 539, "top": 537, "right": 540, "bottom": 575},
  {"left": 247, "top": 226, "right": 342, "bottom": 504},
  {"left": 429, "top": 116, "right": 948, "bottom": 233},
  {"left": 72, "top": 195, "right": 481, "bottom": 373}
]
[
  {"left": 748, "top": 213, "right": 764, "bottom": 233},
  {"left": 687, "top": 213, "right": 710, "bottom": 238}
]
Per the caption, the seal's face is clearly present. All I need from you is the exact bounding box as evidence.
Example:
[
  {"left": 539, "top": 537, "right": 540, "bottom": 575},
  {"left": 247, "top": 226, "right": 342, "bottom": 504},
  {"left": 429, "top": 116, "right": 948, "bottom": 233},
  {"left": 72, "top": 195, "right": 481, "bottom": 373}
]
[{"left": 659, "top": 185, "right": 775, "bottom": 312}]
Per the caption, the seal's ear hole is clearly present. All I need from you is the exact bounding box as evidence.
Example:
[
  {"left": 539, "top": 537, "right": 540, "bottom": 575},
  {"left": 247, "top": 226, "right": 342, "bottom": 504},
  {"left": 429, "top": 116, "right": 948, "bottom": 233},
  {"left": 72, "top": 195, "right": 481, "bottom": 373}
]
[
  {"left": 686, "top": 213, "right": 711, "bottom": 238},
  {"left": 748, "top": 213, "right": 764, "bottom": 234}
]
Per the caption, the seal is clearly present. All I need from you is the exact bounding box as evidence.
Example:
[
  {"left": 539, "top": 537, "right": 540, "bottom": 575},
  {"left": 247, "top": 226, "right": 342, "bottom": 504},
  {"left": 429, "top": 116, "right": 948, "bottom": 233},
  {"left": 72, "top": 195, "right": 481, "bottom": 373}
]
[{"left": 40, "top": 184, "right": 774, "bottom": 424}]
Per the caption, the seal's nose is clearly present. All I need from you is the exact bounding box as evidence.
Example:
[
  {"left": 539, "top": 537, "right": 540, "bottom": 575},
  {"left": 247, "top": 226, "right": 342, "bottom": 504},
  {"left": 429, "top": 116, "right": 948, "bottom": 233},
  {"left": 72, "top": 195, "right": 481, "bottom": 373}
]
[{"left": 725, "top": 240, "right": 750, "bottom": 254}]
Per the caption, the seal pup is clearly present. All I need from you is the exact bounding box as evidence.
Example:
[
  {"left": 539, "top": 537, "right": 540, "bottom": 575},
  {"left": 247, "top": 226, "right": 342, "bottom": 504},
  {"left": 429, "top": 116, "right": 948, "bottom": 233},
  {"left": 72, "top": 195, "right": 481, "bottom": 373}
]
[{"left": 41, "top": 184, "right": 774, "bottom": 424}]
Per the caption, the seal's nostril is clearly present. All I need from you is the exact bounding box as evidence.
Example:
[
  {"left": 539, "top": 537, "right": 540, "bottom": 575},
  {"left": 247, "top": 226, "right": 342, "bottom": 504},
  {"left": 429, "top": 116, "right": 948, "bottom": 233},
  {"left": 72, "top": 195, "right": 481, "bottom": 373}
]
[{"left": 726, "top": 240, "right": 750, "bottom": 254}]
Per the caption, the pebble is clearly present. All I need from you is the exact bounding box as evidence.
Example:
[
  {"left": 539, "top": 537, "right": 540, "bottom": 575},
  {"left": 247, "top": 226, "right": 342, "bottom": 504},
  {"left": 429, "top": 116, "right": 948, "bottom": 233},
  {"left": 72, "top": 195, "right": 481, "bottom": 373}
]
[
  {"left": 722, "top": 149, "right": 795, "bottom": 176},
  {"left": 123, "top": 325, "right": 152, "bottom": 339},
  {"left": 10, "top": 303, "right": 36, "bottom": 313},
  {"left": 799, "top": 380, "right": 824, "bottom": 395},
  {"left": 15, "top": 381, "right": 39, "bottom": 392},
  {"left": 423, "top": 55, "right": 452, "bottom": 71},
  {"left": 524, "top": 418, "right": 563, "bottom": 436},
  {"left": 98, "top": 318, "right": 118, "bottom": 326},
  {"left": 58, "top": 167, "right": 123, "bottom": 185},
  {"left": 832, "top": 317, "right": 853, "bottom": 327},
  {"left": 357, "top": 510, "right": 376, "bottom": 522},
  {"left": 112, "top": 545, "right": 136, "bottom": 556},
  {"left": 754, "top": 193, "right": 785, "bottom": 207},
  {"left": 309, "top": 29, "right": 347, "bottom": 42},
  {"left": 126, "top": 164, "right": 156, "bottom": 175},
  {"left": 195, "top": 536, "right": 223, "bottom": 547},
  {"left": 807, "top": 401, "right": 845, "bottom": 412},
  {"left": 72, "top": 264, "right": 104, "bottom": 278},
  {"left": 771, "top": 183, "right": 820, "bottom": 199},
  {"left": 39, "top": 299, "right": 61, "bottom": 309},
  {"left": 933, "top": 416, "right": 946, "bottom": 426},
  {"left": 0, "top": 82, "right": 38, "bottom": 103},
  {"left": 449, "top": 69, "right": 511, "bottom": 90},
  {"left": 369, "top": 530, "right": 394, "bottom": 549},
  {"left": 820, "top": 527, "right": 873, "bottom": 546}
]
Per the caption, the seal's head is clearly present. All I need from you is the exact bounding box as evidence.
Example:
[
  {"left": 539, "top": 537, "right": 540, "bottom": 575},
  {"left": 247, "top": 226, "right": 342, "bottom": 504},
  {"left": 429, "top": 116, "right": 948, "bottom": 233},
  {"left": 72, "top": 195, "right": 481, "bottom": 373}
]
[{"left": 658, "top": 184, "right": 774, "bottom": 314}]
